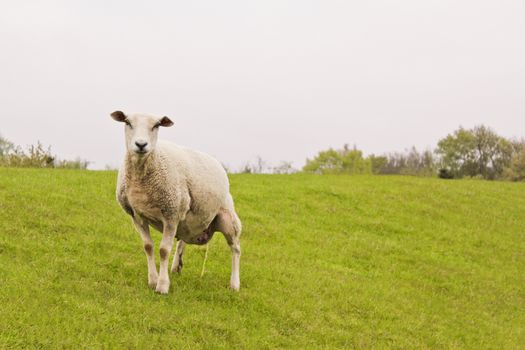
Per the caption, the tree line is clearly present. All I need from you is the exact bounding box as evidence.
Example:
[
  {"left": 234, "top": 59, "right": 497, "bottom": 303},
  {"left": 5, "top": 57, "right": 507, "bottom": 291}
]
[
  {"left": 2, "top": 125, "right": 525, "bottom": 181},
  {"left": 303, "top": 125, "right": 525, "bottom": 181}
]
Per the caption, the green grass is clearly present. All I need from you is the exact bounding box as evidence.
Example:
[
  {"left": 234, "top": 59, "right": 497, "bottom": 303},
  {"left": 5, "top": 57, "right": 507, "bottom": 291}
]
[{"left": 0, "top": 168, "right": 524, "bottom": 349}]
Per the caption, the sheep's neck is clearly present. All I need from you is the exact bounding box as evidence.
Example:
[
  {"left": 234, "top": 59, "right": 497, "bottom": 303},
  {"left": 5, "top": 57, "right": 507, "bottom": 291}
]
[{"left": 125, "top": 150, "right": 159, "bottom": 182}]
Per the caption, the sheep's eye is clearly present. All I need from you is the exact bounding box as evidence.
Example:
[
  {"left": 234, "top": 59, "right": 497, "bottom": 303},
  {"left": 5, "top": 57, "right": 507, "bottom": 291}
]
[
  {"left": 152, "top": 123, "right": 160, "bottom": 130},
  {"left": 124, "top": 120, "right": 132, "bottom": 128}
]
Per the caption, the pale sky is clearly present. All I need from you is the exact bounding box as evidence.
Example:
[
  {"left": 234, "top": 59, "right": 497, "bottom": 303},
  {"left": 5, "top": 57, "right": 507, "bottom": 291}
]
[{"left": 0, "top": 0, "right": 524, "bottom": 170}]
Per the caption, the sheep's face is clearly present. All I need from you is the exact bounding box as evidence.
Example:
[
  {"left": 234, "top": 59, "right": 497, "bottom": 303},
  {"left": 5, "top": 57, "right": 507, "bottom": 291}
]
[{"left": 111, "top": 111, "right": 173, "bottom": 156}]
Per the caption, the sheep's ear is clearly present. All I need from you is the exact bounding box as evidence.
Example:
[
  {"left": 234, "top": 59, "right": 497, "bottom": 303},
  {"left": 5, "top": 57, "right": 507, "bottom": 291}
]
[
  {"left": 111, "top": 111, "right": 127, "bottom": 122},
  {"left": 159, "top": 116, "right": 174, "bottom": 127}
]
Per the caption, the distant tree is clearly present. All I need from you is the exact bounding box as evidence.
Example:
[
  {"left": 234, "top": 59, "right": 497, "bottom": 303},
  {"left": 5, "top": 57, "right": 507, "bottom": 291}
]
[
  {"left": 368, "top": 154, "right": 388, "bottom": 174},
  {"left": 303, "top": 149, "right": 343, "bottom": 174},
  {"left": 371, "top": 147, "right": 436, "bottom": 176},
  {"left": 0, "top": 135, "right": 16, "bottom": 157},
  {"left": 303, "top": 144, "right": 371, "bottom": 174},
  {"left": 509, "top": 138, "right": 525, "bottom": 155},
  {"left": 238, "top": 156, "right": 269, "bottom": 174},
  {"left": 472, "top": 125, "right": 512, "bottom": 178},
  {"left": 436, "top": 125, "right": 511, "bottom": 179},
  {"left": 401, "top": 147, "right": 436, "bottom": 176},
  {"left": 272, "top": 161, "right": 296, "bottom": 174},
  {"left": 340, "top": 145, "right": 371, "bottom": 174},
  {"left": 240, "top": 163, "right": 253, "bottom": 174},
  {"left": 379, "top": 152, "right": 407, "bottom": 175},
  {"left": 253, "top": 156, "right": 267, "bottom": 174},
  {"left": 435, "top": 127, "right": 477, "bottom": 178},
  {"left": 421, "top": 149, "right": 437, "bottom": 176},
  {"left": 504, "top": 148, "right": 525, "bottom": 182}
]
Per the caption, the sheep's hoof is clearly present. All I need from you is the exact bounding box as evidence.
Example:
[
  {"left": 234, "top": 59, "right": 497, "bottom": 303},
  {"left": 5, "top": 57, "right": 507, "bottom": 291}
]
[
  {"left": 155, "top": 279, "right": 170, "bottom": 294},
  {"left": 230, "top": 281, "right": 240, "bottom": 292},
  {"left": 148, "top": 274, "right": 158, "bottom": 289},
  {"left": 171, "top": 261, "right": 183, "bottom": 274}
]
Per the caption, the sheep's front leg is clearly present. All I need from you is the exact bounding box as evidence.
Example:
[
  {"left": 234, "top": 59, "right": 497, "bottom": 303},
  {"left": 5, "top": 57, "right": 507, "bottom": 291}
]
[
  {"left": 156, "top": 222, "right": 178, "bottom": 294},
  {"left": 171, "top": 240, "right": 186, "bottom": 274},
  {"left": 132, "top": 218, "right": 158, "bottom": 289}
]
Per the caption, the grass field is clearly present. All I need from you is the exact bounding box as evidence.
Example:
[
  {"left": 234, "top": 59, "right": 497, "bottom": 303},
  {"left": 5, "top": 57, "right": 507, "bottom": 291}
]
[{"left": 0, "top": 168, "right": 524, "bottom": 349}]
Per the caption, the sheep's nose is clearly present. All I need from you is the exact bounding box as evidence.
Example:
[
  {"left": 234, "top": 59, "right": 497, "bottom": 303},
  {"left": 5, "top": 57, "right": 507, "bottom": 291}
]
[{"left": 135, "top": 141, "right": 148, "bottom": 150}]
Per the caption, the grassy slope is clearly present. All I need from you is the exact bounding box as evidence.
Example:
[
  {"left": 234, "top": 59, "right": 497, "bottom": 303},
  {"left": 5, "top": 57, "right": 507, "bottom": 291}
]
[{"left": 0, "top": 168, "right": 524, "bottom": 349}]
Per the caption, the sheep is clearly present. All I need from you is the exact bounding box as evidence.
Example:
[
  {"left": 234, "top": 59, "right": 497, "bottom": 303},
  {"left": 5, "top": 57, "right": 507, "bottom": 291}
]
[{"left": 111, "top": 111, "right": 242, "bottom": 294}]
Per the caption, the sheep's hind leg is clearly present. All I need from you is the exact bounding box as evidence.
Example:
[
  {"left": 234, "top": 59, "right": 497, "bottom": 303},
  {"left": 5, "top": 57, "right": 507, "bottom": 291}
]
[
  {"left": 215, "top": 209, "right": 242, "bottom": 291},
  {"left": 157, "top": 222, "right": 178, "bottom": 294},
  {"left": 171, "top": 240, "right": 186, "bottom": 274},
  {"left": 228, "top": 236, "right": 241, "bottom": 291},
  {"left": 132, "top": 217, "right": 158, "bottom": 289}
]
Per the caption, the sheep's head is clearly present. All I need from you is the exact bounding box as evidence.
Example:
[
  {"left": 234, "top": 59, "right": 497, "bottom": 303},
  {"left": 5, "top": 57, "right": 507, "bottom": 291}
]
[{"left": 111, "top": 111, "right": 173, "bottom": 156}]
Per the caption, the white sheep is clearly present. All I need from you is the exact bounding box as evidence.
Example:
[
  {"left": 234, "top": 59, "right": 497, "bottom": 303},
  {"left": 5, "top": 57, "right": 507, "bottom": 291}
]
[{"left": 111, "top": 111, "right": 242, "bottom": 293}]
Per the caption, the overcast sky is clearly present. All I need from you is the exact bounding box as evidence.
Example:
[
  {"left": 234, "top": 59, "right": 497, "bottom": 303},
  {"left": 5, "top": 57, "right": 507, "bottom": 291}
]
[{"left": 0, "top": 0, "right": 524, "bottom": 170}]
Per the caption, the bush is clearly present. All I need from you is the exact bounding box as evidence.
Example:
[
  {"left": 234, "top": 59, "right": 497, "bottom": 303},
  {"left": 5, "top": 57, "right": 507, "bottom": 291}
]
[
  {"left": 303, "top": 144, "right": 371, "bottom": 174},
  {"left": 0, "top": 136, "right": 88, "bottom": 169},
  {"left": 438, "top": 168, "right": 454, "bottom": 179}
]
